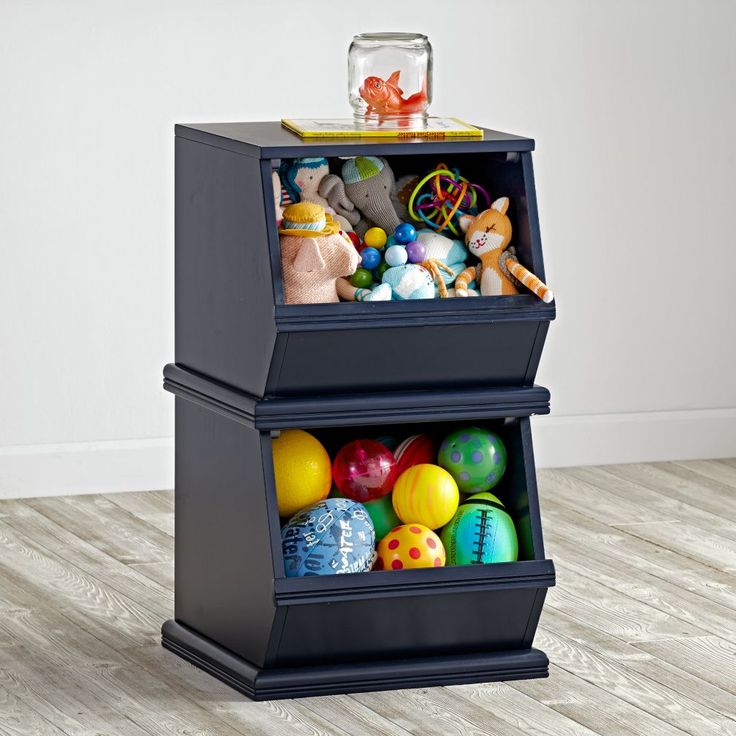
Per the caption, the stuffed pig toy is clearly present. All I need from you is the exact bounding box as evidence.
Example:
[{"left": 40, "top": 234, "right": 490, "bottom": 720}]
[{"left": 279, "top": 203, "right": 360, "bottom": 304}]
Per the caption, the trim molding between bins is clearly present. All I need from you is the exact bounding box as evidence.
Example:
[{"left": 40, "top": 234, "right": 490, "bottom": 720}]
[
  {"left": 273, "top": 559, "right": 556, "bottom": 606},
  {"left": 275, "top": 296, "right": 556, "bottom": 332},
  {"left": 163, "top": 364, "right": 551, "bottom": 429}
]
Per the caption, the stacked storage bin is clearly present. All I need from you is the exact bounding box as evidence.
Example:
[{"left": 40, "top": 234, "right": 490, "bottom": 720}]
[{"left": 163, "top": 122, "right": 556, "bottom": 700}]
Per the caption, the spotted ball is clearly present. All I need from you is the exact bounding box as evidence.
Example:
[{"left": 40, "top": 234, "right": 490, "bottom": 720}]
[
  {"left": 375, "top": 524, "right": 445, "bottom": 570},
  {"left": 438, "top": 427, "right": 507, "bottom": 494}
]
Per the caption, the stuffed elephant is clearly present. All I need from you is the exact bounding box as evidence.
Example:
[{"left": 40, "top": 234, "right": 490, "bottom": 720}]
[{"left": 341, "top": 156, "right": 402, "bottom": 235}]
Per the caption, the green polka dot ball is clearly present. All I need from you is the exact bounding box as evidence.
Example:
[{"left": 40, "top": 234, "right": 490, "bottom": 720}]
[{"left": 438, "top": 427, "right": 507, "bottom": 494}]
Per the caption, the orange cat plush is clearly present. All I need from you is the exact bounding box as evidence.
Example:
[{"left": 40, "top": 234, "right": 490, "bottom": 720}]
[{"left": 455, "top": 197, "right": 553, "bottom": 303}]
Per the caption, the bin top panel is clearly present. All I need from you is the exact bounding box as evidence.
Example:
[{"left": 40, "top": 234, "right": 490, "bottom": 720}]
[{"left": 175, "top": 121, "right": 535, "bottom": 159}]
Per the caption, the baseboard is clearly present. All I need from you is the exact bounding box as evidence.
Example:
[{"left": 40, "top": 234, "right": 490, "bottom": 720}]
[
  {"left": 532, "top": 407, "right": 736, "bottom": 468},
  {"left": 0, "top": 408, "right": 734, "bottom": 499},
  {"left": 0, "top": 438, "right": 173, "bottom": 499}
]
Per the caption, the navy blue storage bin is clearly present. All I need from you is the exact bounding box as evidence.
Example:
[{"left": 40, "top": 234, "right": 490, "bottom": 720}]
[
  {"left": 174, "top": 122, "right": 555, "bottom": 397},
  {"left": 161, "top": 364, "right": 555, "bottom": 700}
]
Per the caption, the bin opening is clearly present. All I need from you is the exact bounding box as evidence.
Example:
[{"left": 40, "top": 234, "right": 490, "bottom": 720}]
[
  {"left": 272, "top": 151, "right": 550, "bottom": 306},
  {"left": 271, "top": 417, "right": 539, "bottom": 579}
]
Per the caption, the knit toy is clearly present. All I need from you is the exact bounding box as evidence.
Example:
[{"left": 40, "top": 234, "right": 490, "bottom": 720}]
[
  {"left": 279, "top": 203, "right": 361, "bottom": 304},
  {"left": 272, "top": 171, "right": 284, "bottom": 225},
  {"left": 279, "top": 158, "right": 354, "bottom": 232},
  {"left": 341, "top": 156, "right": 402, "bottom": 236},
  {"left": 335, "top": 279, "right": 392, "bottom": 302},
  {"left": 455, "top": 197, "right": 554, "bottom": 303},
  {"left": 415, "top": 229, "right": 469, "bottom": 296},
  {"left": 319, "top": 175, "right": 361, "bottom": 228},
  {"left": 381, "top": 264, "right": 436, "bottom": 300}
]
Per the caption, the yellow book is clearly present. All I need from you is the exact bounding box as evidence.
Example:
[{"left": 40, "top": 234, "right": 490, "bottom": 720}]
[{"left": 281, "top": 117, "right": 483, "bottom": 140}]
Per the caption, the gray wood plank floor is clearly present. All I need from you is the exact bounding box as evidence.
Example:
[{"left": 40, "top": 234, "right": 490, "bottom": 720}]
[{"left": 1, "top": 460, "right": 735, "bottom": 735}]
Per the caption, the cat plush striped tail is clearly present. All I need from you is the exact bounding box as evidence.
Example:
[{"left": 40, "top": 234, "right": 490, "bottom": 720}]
[
  {"left": 453, "top": 265, "right": 478, "bottom": 297},
  {"left": 505, "top": 257, "right": 554, "bottom": 303}
]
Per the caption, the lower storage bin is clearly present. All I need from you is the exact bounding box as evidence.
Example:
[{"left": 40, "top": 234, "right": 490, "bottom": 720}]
[{"left": 163, "top": 364, "right": 555, "bottom": 699}]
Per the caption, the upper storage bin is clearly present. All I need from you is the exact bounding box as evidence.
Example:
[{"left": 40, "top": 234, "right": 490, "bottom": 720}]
[{"left": 174, "top": 122, "right": 555, "bottom": 397}]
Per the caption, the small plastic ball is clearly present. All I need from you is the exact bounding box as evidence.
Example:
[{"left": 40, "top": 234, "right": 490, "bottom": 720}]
[
  {"left": 405, "top": 240, "right": 426, "bottom": 264},
  {"left": 364, "top": 227, "right": 388, "bottom": 249},
  {"left": 375, "top": 524, "right": 446, "bottom": 570},
  {"left": 351, "top": 268, "right": 373, "bottom": 288},
  {"left": 385, "top": 234, "right": 397, "bottom": 247},
  {"left": 394, "top": 223, "right": 417, "bottom": 245},
  {"left": 361, "top": 247, "right": 381, "bottom": 270},
  {"left": 374, "top": 261, "right": 390, "bottom": 280},
  {"left": 347, "top": 231, "right": 361, "bottom": 249},
  {"left": 384, "top": 245, "right": 408, "bottom": 268},
  {"left": 333, "top": 439, "right": 399, "bottom": 503},
  {"left": 438, "top": 427, "right": 507, "bottom": 494}
]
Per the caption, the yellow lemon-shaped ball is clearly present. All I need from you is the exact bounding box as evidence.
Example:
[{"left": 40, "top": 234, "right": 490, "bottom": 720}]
[
  {"left": 392, "top": 464, "right": 460, "bottom": 530},
  {"left": 272, "top": 429, "right": 332, "bottom": 517},
  {"left": 364, "top": 227, "right": 388, "bottom": 249}
]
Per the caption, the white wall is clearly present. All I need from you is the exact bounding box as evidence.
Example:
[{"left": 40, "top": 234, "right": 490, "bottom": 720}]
[{"left": 1, "top": 0, "right": 735, "bottom": 497}]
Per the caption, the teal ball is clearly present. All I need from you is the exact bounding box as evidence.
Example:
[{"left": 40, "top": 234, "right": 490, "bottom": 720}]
[
  {"left": 440, "top": 493, "right": 518, "bottom": 565},
  {"left": 438, "top": 427, "right": 507, "bottom": 494}
]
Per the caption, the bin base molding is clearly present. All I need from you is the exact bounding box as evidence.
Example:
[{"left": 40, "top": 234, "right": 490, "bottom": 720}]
[{"left": 161, "top": 619, "right": 550, "bottom": 701}]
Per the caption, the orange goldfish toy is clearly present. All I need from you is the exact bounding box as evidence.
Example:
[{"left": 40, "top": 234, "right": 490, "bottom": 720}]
[{"left": 359, "top": 70, "right": 428, "bottom": 116}]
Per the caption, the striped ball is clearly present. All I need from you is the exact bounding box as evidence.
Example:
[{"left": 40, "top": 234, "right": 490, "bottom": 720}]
[
  {"left": 392, "top": 464, "right": 460, "bottom": 530},
  {"left": 394, "top": 434, "right": 436, "bottom": 475}
]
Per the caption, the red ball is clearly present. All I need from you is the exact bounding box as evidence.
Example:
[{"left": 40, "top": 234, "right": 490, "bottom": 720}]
[
  {"left": 394, "top": 434, "right": 436, "bottom": 475},
  {"left": 333, "top": 440, "right": 398, "bottom": 503},
  {"left": 347, "top": 231, "right": 361, "bottom": 249}
]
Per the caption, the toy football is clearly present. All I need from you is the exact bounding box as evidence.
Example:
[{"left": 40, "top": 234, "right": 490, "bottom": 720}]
[
  {"left": 272, "top": 429, "right": 332, "bottom": 517},
  {"left": 392, "top": 463, "right": 459, "bottom": 529},
  {"left": 333, "top": 439, "right": 398, "bottom": 503},
  {"left": 375, "top": 523, "right": 445, "bottom": 570},
  {"left": 438, "top": 426, "right": 507, "bottom": 494},
  {"left": 440, "top": 492, "right": 518, "bottom": 566},
  {"left": 394, "top": 434, "right": 436, "bottom": 475},
  {"left": 281, "top": 498, "right": 376, "bottom": 577}
]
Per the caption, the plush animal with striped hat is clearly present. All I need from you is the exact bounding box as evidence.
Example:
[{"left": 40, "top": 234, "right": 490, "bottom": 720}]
[
  {"left": 279, "top": 203, "right": 361, "bottom": 304},
  {"left": 455, "top": 198, "right": 554, "bottom": 303}
]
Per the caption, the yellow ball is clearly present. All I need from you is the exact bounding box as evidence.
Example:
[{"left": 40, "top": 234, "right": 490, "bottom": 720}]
[
  {"left": 364, "top": 227, "right": 388, "bottom": 249},
  {"left": 272, "top": 429, "right": 332, "bottom": 517},
  {"left": 376, "top": 524, "right": 446, "bottom": 570},
  {"left": 392, "top": 464, "right": 460, "bottom": 529}
]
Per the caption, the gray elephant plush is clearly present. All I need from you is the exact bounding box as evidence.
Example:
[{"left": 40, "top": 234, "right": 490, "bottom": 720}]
[
  {"left": 318, "top": 174, "right": 361, "bottom": 227},
  {"left": 340, "top": 156, "right": 402, "bottom": 236}
]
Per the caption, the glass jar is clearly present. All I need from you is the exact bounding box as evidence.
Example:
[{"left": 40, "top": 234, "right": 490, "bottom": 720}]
[{"left": 348, "top": 32, "right": 433, "bottom": 126}]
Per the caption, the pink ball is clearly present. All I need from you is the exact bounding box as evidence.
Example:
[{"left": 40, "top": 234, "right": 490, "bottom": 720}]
[
  {"left": 405, "top": 240, "right": 426, "bottom": 263},
  {"left": 333, "top": 440, "right": 398, "bottom": 502}
]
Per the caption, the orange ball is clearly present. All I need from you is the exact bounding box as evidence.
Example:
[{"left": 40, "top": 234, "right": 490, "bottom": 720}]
[{"left": 375, "top": 524, "right": 446, "bottom": 571}]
